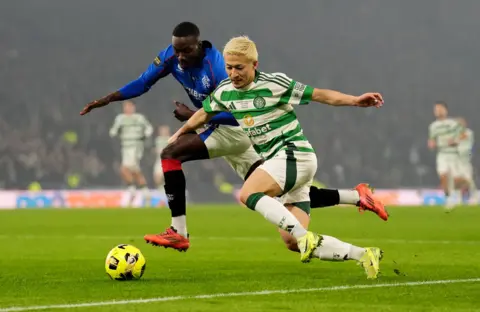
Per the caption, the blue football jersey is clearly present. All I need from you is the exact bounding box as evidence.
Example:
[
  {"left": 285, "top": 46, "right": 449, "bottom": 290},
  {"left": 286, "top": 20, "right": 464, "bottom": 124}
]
[{"left": 118, "top": 41, "right": 237, "bottom": 126}]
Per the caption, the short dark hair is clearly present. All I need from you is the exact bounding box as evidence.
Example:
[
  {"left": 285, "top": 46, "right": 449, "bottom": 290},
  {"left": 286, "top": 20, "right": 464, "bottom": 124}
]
[
  {"left": 172, "top": 22, "right": 200, "bottom": 37},
  {"left": 435, "top": 101, "right": 448, "bottom": 108}
]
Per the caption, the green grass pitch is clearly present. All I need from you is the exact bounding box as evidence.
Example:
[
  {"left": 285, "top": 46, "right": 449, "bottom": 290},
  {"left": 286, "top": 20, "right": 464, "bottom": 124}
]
[{"left": 1, "top": 205, "right": 479, "bottom": 311}]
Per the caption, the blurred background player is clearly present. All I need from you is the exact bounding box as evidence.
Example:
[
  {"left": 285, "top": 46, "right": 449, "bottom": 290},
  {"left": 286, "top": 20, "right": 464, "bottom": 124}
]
[
  {"left": 109, "top": 101, "right": 153, "bottom": 205},
  {"left": 428, "top": 102, "right": 463, "bottom": 210},
  {"left": 153, "top": 125, "right": 171, "bottom": 189},
  {"left": 455, "top": 118, "right": 477, "bottom": 204}
]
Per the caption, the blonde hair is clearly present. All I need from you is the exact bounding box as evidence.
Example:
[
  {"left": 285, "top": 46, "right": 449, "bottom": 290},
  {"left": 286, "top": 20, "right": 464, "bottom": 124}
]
[{"left": 223, "top": 36, "right": 258, "bottom": 62}]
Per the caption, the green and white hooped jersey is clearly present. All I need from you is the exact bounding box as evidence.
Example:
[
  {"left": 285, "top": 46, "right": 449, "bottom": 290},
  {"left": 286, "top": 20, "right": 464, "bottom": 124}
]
[
  {"left": 203, "top": 71, "right": 315, "bottom": 160},
  {"left": 458, "top": 128, "right": 474, "bottom": 159},
  {"left": 109, "top": 113, "right": 153, "bottom": 148},
  {"left": 428, "top": 118, "right": 463, "bottom": 155}
]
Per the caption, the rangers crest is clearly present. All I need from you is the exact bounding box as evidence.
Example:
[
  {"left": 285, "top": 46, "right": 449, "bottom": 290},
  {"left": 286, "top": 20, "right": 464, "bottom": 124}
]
[{"left": 202, "top": 75, "right": 211, "bottom": 89}]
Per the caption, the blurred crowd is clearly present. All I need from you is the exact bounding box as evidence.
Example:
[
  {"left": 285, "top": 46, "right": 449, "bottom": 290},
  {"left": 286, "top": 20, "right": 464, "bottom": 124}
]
[{"left": 1, "top": 0, "right": 479, "bottom": 199}]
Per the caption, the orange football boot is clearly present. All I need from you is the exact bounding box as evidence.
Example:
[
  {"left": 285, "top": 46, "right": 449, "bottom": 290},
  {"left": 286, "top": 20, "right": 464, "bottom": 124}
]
[
  {"left": 144, "top": 227, "right": 190, "bottom": 252},
  {"left": 355, "top": 183, "right": 389, "bottom": 221}
]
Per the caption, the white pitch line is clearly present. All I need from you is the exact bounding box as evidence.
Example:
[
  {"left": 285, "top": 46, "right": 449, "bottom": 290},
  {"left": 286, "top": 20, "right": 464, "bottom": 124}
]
[
  {"left": 1, "top": 278, "right": 480, "bottom": 312},
  {"left": 0, "top": 234, "right": 479, "bottom": 245}
]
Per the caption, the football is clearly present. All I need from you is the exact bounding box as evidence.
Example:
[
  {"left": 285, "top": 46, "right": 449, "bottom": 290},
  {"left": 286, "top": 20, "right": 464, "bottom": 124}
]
[{"left": 105, "top": 244, "right": 146, "bottom": 280}]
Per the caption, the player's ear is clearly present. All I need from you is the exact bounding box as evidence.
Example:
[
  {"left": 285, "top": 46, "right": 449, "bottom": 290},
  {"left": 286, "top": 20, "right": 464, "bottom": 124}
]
[{"left": 253, "top": 61, "right": 258, "bottom": 69}]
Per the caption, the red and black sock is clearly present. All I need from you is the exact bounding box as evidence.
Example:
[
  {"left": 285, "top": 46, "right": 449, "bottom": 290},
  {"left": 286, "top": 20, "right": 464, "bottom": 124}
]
[{"left": 162, "top": 159, "right": 186, "bottom": 217}]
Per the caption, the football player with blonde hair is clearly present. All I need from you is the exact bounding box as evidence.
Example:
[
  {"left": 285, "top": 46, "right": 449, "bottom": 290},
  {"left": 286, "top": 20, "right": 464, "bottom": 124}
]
[{"left": 168, "top": 35, "right": 385, "bottom": 279}]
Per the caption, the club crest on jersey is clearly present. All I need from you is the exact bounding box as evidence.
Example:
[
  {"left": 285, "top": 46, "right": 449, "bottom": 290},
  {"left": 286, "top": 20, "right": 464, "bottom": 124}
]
[
  {"left": 253, "top": 96, "right": 266, "bottom": 109},
  {"left": 202, "top": 75, "right": 211, "bottom": 89},
  {"left": 243, "top": 114, "right": 255, "bottom": 127}
]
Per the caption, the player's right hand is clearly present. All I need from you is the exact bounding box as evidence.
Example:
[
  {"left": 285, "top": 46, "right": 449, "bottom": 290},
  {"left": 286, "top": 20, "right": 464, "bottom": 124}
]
[
  {"left": 80, "top": 101, "right": 97, "bottom": 116},
  {"left": 354, "top": 93, "right": 384, "bottom": 108},
  {"left": 173, "top": 101, "right": 195, "bottom": 122},
  {"left": 80, "top": 100, "right": 104, "bottom": 116}
]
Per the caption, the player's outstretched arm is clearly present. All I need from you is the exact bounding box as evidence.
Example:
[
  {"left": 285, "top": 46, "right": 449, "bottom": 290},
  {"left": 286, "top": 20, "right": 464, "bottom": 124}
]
[
  {"left": 80, "top": 49, "right": 172, "bottom": 116},
  {"left": 80, "top": 91, "right": 124, "bottom": 116},
  {"left": 168, "top": 108, "right": 218, "bottom": 144},
  {"left": 311, "top": 89, "right": 384, "bottom": 107}
]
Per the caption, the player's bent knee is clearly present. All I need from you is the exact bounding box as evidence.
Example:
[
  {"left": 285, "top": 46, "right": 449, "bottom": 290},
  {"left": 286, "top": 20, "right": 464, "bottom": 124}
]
[
  {"left": 238, "top": 189, "right": 254, "bottom": 206},
  {"left": 160, "top": 146, "right": 176, "bottom": 160},
  {"left": 239, "top": 191, "right": 265, "bottom": 210}
]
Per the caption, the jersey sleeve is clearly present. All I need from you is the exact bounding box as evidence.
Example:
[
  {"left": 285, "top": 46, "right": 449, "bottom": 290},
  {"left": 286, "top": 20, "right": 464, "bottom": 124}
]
[
  {"left": 109, "top": 115, "right": 122, "bottom": 137},
  {"left": 454, "top": 120, "right": 465, "bottom": 136},
  {"left": 273, "top": 73, "right": 314, "bottom": 105},
  {"left": 118, "top": 46, "right": 174, "bottom": 99},
  {"left": 428, "top": 124, "right": 436, "bottom": 139},
  {"left": 202, "top": 93, "right": 228, "bottom": 113},
  {"left": 142, "top": 115, "right": 154, "bottom": 138}
]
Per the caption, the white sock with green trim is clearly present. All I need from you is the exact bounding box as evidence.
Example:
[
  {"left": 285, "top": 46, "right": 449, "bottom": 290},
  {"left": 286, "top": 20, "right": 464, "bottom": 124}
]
[
  {"left": 313, "top": 235, "right": 365, "bottom": 261},
  {"left": 248, "top": 193, "right": 307, "bottom": 239}
]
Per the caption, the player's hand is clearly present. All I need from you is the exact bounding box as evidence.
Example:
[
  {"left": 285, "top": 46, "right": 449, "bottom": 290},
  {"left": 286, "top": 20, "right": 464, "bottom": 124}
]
[
  {"left": 354, "top": 93, "right": 384, "bottom": 108},
  {"left": 80, "top": 99, "right": 107, "bottom": 116},
  {"left": 168, "top": 132, "right": 180, "bottom": 144},
  {"left": 448, "top": 138, "right": 458, "bottom": 146},
  {"left": 173, "top": 101, "right": 195, "bottom": 122}
]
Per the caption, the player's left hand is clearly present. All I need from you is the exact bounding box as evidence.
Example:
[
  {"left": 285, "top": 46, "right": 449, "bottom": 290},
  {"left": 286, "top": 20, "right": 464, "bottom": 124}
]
[
  {"left": 173, "top": 101, "right": 195, "bottom": 122},
  {"left": 354, "top": 93, "right": 384, "bottom": 108},
  {"left": 168, "top": 132, "right": 180, "bottom": 144}
]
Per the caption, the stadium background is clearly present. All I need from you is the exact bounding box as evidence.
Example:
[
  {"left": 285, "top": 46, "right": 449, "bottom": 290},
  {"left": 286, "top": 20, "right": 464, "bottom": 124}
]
[{"left": 1, "top": 0, "right": 479, "bottom": 206}]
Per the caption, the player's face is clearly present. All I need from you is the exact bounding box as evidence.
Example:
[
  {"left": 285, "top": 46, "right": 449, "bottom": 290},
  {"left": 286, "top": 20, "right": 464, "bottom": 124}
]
[
  {"left": 434, "top": 104, "right": 447, "bottom": 119},
  {"left": 172, "top": 36, "right": 201, "bottom": 68},
  {"left": 123, "top": 101, "right": 135, "bottom": 114},
  {"left": 224, "top": 54, "right": 257, "bottom": 89}
]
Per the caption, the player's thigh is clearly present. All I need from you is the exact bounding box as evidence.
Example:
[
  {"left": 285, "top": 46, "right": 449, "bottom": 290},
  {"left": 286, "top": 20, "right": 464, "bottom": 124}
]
[
  {"left": 281, "top": 185, "right": 313, "bottom": 215},
  {"left": 458, "top": 160, "right": 473, "bottom": 180},
  {"left": 135, "top": 145, "right": 144, "bottom": 161},
  {"left": 265, "top": 149, "right": 317, "bottom": 196},
  {"left": 133, "top": 146, "right": 145, "bottom": 175},
  {"left": 161, "top": 132, "right": 209, "bottom": 162},
  {"left": 238, "top": 167, "right": 283, "bottom": 204},
  {"left": 122, "top": 147, "right": 140, "bottom": 171},
  {"left": 239, "top": 149, "right": 317, "bottom": 203},
  {"left": 222, "top": 145, "right": 263, "bottom": 180},
  {"left": 436, "top": 154, "right": 455, "bottom": 177},
  {"left": 200, "top": 125, "right": 251, "bottom": 158}
]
